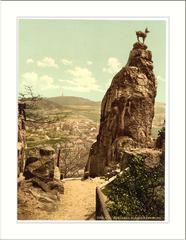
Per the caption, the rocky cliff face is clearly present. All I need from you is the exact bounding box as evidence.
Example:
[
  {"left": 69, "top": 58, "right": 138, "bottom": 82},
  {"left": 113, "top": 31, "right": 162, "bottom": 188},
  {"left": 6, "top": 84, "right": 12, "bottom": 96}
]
[
  {"left": 18, "top": 102, "right": 27, "bottom": 176},
  {"left": 17, "top": 101, "right": 64, "bottom": 220},
  {"left": 85, "top": 42, "right": 157, "bottom": 177}
]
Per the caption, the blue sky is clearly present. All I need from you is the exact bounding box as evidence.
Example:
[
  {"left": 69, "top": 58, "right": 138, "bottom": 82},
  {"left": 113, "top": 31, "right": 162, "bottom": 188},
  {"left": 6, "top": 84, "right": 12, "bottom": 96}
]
[{"left": 19, "top": 19, "right": 166, "bottom": 102}]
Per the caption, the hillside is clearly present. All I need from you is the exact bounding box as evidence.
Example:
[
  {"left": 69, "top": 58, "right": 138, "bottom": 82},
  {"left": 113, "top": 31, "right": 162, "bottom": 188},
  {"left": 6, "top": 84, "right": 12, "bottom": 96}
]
[
  {"left": 37, "top": 98, "right": 64, "bottom": 110},
  {"left": 49, "top": 96, "right": 100, "bottom": 107},
  {"left": 48, "top": 96, "right": 164, "bottom": 112},
  {"left": 31, "top": 96, "right": 165, "bottom": 137},
  {"left": 152, "top": 102, "right": 165, "bottom": 136},
  {"left": 37, "top": 96, "right": 164, "bottom": 118}
]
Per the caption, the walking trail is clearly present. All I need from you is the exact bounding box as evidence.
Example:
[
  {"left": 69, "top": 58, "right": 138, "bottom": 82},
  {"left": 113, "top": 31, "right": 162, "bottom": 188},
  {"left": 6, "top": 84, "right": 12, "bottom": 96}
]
[{"left": 50, "top": 178, "right": 105, "bottom": 220}]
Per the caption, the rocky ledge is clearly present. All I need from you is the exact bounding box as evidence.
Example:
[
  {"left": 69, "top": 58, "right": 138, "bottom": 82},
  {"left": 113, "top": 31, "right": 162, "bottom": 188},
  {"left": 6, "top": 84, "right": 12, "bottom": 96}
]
[{"left": 18, "top": 146, "right": 64, "bottom": 220}]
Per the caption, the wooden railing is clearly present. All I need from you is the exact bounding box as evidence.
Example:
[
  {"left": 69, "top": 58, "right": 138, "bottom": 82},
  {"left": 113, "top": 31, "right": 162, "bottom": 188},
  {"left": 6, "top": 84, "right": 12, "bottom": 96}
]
[
  {"left": 95, "top": 172, "right": 123, "bottom": 220},
  {"left": 95, "top": 186, "right": 112, "bottom": 220}
]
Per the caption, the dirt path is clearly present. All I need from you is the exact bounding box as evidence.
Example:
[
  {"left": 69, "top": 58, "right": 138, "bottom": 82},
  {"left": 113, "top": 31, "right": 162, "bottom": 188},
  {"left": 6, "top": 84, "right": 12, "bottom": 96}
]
[{"left": 50, "top": 178, "right": 105, "bottom": 220}]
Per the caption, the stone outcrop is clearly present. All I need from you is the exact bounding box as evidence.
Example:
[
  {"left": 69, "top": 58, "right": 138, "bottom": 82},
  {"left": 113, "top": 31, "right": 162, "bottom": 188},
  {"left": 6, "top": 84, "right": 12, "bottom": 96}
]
[
  {"left": 17, "top": 102, "right": 64, "bottom": 220},
  {"left": 24, "top": 146, "right": 55, "bottom": 180},
  {"left": 18, "top": 179, "right": 63, "bottom": 220},
  {"left": 18, "top": 101, "right": 27, "bottom": 176},
  {"left": 23, "top": 146, "right": 64, "bottom": 193},
  {"left": 85, "top": 42, "right": 157, "bottom": 177},
  {"left": 119, "top": 148, "right": 162, "bottom": 171},
  {"left": 18, "top": 145, "right": 64, "bottom": 220}
]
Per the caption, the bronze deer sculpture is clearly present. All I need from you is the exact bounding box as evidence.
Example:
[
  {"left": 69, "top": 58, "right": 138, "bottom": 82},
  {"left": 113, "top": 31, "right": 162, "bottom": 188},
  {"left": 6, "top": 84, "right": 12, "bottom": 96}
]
[{"left": 136, "top": 28, "right": 150, "bottom": 44}]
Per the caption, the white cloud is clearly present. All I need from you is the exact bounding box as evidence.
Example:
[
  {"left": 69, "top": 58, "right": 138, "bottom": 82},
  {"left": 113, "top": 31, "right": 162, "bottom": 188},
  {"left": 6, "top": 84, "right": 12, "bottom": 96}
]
[
  {"left": 59, "top": 66, "right": 103, "bottom": 92},
  {"left": 61, "top": 58, "right": 72, "bottom": 66},
  {"left": 21, "top": 72, "right": 38, "bottom": 86},
  {"left": 37, "top": 57, "right": 58, "bottom": 68},
  {"left": 103, "top": 57, "right": 122, "bottom": 74},
  {"left": 39, "top": 75, "right": 59, "bottom": 89},
  {"left": 21, "top": 72, "right": 59, "bottom": 92},
  {"left": 87, "top": 61, "right": 93, "bottom": 65},
  {"left": 26, "top": 58, "right": 34, "bottom": 64}
]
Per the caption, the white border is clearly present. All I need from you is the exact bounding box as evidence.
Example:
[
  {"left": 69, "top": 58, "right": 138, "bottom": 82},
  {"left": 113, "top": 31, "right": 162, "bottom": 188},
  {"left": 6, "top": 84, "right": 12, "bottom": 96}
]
[
  {"left": 16, "top": 16, "right": 169, "bottom": 224},
  {"left": 0, "top": 1, "right": 185, "bottom": 240}
]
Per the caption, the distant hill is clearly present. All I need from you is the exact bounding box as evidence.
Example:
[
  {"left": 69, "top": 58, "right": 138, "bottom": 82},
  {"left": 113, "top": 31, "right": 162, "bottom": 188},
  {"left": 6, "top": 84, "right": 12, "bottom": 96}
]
[
  {"left": 154, "top": 102, "right": 165, "bottom": 123},
  {"left": 33, "top": 96, "right": 165, "bottom": 136},
  {"left": 152, "top": 101, "right": 165, "bottom": 137},
  {"left": 48, "top": 96, "right": 165, "bottom": 114},
  {"left": 154, "top": 102, "right": 165, "bottom": 115},
  {"left": 39, "top": 96, "right": 165, "bottom": 119},
  {"left": 36, "top": 98, "right": 64, "bottom": 110},
  {"left": 49, "top": 96, "right": 100, "bottom": 107}
]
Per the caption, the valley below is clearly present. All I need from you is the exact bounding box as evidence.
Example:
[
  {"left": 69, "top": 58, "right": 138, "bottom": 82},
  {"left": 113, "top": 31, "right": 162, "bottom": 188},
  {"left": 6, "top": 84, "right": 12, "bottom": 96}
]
[{"left": 25, "top": 96, "right": 165, "bottom": 178}]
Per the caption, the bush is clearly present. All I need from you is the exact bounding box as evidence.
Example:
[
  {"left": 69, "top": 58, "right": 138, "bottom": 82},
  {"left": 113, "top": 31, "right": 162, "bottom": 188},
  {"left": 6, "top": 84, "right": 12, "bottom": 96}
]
[
  {"left": 156, "top": 125, "right": 165, "bottom": 149},
  {"left": 105, "top": 156, "right": 164, "bottom": 220}
]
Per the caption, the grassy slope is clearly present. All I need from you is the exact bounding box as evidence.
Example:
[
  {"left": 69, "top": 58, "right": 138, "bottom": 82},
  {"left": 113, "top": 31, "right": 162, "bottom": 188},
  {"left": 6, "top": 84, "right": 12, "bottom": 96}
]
[{"left": 49, "top": 96, "right": 100, "bottom": 107}]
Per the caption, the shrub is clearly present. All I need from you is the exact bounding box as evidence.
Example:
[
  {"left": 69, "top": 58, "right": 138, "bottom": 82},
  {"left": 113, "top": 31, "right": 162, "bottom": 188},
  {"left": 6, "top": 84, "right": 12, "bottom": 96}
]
[
  {"left": 105, "top": 156, "right": 164, "bottom": 220},
  {"left": 156, "top": 125, "right": 165, "bottom": 149}
]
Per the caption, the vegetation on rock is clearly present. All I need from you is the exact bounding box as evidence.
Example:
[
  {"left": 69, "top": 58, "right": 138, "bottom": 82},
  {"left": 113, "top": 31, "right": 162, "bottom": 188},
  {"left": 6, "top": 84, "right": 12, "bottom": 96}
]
[
  {"left": 156, "top": 124, "right": 165, "bottom": 149},
  {"left": 105, "top": 155, "right": 164, "bottom": 220}
]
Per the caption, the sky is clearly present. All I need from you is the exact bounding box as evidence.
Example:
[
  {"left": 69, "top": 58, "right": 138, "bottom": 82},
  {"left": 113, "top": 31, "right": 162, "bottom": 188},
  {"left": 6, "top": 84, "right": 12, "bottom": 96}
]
[{"left": 19, "top": 19, "right": 166, "bottom": 102}]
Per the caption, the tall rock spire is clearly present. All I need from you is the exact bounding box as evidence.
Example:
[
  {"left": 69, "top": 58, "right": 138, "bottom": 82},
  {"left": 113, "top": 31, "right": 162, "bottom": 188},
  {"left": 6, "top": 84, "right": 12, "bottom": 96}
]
[{"left": 85, "top": 42, "right": 157, "bottom": 177}]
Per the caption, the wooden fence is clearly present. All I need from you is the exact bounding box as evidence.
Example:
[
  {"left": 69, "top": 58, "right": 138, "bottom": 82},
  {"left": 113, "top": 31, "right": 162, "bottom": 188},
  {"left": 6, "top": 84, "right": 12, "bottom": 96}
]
[
  {"left": 95, "top": 186, "right": 112, "bottom": 220},
  {"left": 95, "top": 172, "right": 123, "bottom": 220}
]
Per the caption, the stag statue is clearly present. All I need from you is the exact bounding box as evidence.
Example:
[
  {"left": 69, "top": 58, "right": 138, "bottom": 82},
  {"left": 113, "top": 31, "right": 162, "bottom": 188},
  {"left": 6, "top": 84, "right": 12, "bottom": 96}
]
[{"left": 136, "top": 28, "right": 150, "bottom": 44}]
